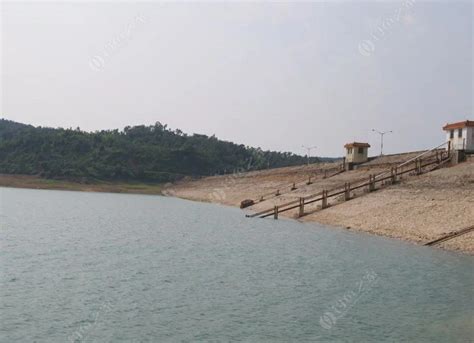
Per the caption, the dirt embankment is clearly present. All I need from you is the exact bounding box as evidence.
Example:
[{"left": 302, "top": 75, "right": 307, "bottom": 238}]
[
  {"left": 0, "top": 174, "right": 163, "bottom": 195},
  {"left": 165, "top": 156, "right": 474, "bottom": 255}
]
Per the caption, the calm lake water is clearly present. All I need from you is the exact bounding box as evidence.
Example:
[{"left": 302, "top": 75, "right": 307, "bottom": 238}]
[{"left": 0, "top": 187, "right": 473, "bottom": 342}]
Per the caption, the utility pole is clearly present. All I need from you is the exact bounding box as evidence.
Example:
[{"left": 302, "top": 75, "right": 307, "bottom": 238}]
[
  {"left": 372, "top": 129, "right": 392, "bottom": 156},
  {"left": 302, "top": 145, "right": 317, "bottom": 165}
]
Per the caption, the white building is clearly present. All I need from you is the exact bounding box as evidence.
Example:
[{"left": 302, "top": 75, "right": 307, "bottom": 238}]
[{"left": 443, "top": 120, "right": 474, "bottom": 152}]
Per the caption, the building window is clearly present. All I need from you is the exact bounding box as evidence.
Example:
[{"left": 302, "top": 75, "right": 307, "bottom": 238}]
[
  {"left": 358, "top": 147, "right": 364, "bottom": 154},
  {"left": 348, "top": 148, "right": 352, "bottom": 154},
  {"left": 458, "top": 129, "right": 462, "bottom": 138},
  {"left": 450, "top": 130, "right": 454, "bottom": 139}
]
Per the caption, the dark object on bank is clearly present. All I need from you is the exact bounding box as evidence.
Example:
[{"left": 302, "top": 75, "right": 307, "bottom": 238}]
[{"left": 240, "top": 199, "right": 255, "bottom": 209}]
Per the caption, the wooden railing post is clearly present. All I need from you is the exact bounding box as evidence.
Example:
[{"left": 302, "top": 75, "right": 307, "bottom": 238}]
[
  {"left": 416, "top": 159, "right": 422, "bottom": 175},
  {"left": 276, "top": 189, "right": 280, "bottom": 196},
  {"left": 274, "top": 206, "right": 278, "bottom": 220},
  {"left": 322, "top": 190, "right": 328, "bottom": 209},
  {"left": 291, "top": 182, "right": 297, "bottom": 191},
  {"left": 344, "top": 183, "right": 351, "bottom": 201},
  {"left": 391, "top": 167, "right": 398, "bottom": 183},
  {"left": 369, "top": 175, "right": 375, "bottom": 192},
  {"left": 307, "top": 176, "right": 312, "bottom": 185},
  {"left": 448, "top": 141, "right": 451, "bottom": 157},
  {"left": 324, "top": 170, "right": 327, "bottom": 179},
  {"left": 298, "top": 197, "right": 305, "bottom": 217}
]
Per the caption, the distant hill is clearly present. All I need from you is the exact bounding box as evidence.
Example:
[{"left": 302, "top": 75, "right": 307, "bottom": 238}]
[{"left": 0, "top": 119, "right": 335, "bottom": 182}]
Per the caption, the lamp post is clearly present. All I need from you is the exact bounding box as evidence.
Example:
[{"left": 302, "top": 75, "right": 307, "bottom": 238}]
[
  {"left": 372, "top": 129, "right": 392, "bottom": 156},
  {"left": 302, "top": 145, "right": 317, "bottom": 165}
]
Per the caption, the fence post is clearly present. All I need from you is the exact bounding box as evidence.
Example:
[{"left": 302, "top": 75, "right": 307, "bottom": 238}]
[
  {"left": 307, "top": 176, "right": 312, "bottom": 185},
  {"left": 259, "top": 195, "right": 264, "bottom": 202},
  {"left": 416, "top": 159, "right": 422, "bottom": 175},
  {"left": 392, "top": 166, "right": 398, "bottom": 183},
  {"left": 322, "top": 190, "right": 328, "bottom": 209},
  {"left": 448, "top": 141, "right": 451, "bottom": 157},
  {"left": 291, "top": 182, "right": 297, "bottom": 191},
  {"left": 276, "top": 189, "right": 280, "bottom": 196},
  {"left": 344, "top": 183, "right": 351, "bottom": 201},
  {"left": 369, "top": 175, "right": 375, "bottom": 192},
  {"left": 324, "top": 170, "right": 327, "bottom": 179},
  {"left": 274, "top": 206, "right": 278, "bottom": 220},
  {"left": 298, "top": 197, "right": 305, "bottom": 217}
]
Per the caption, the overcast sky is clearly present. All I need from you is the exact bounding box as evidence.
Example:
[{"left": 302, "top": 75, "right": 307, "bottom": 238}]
[{"left": 1, "top": 1, "right": 472, "bottom": 157}]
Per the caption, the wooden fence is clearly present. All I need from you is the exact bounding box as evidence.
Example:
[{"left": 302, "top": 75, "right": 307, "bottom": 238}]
[
  {"left": 424, "top": 225, "right": 474, "bottom": 246},
  {"left": 253, "top": 163, "right": 345, "bottom": 203},
  {"left": 246, "top": 142, "right": 451, "bottom": 219}
]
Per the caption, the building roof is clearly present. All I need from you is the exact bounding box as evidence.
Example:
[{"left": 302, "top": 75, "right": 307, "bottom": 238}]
[
  {"left": 442, "top": 120, "right": 474, "bottom": 130},
  {"left": 344, "top": 142, "right": 370, "bottom": 149}
]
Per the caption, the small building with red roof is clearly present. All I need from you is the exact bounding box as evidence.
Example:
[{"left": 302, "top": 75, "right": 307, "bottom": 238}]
[
  {"left": 344, "top": 142, "right": 370, "bottom": 164},
  {"left": 442, "top": 120, "right": 474, "bottom": 152}
]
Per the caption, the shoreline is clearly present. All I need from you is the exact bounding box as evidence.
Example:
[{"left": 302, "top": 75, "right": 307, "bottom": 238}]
[
  {"left": 2, "top": 163, "right": 473, "bottom": 256},
  {"left": 165, "top": 190, "right": 474, "bottom": 256},
  {"left": 163, "top": 159, "right": 474, "bottom": 255},
  {"left": 0, "top": 174, "right": 163, "bottom": 196}
]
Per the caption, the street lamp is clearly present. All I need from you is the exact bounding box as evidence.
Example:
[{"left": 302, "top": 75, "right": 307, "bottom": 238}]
[
  {"left": 302, "top": 145, "right": 317, "bottom": 165},
  {"left": 372, "top": 129, "right": 392, "bottom": 156}
]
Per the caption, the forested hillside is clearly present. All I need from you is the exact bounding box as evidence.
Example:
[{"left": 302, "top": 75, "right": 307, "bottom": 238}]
[{"left": 0, "top": 119, "right": 329, "bottom": 182}]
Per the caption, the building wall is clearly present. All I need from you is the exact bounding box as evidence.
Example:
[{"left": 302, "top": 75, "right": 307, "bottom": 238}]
[
  {"left": 467, "top": 127, "right": 474, "bottom": 151},
  {"left": 446, "top": 127, "right": 474, "bottom": 151},
  {"left": 345, "top": 149, "right": 354, "bottom": 163},
  {"left": 345, "top": 147, "right": 368, "bottom": 163}
]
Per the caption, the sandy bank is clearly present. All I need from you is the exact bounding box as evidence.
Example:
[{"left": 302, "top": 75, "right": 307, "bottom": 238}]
[{"left": 0, "top": 174, "right": 163, "bottom": 195}]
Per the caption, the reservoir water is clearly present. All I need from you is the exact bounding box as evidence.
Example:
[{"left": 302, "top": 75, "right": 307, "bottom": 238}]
[{"left": 1, "top": 187, "right": 473, "bottom": 342}]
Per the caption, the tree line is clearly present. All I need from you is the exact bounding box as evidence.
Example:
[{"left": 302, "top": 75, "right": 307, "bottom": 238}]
[{"left": 0, "top": 119, "right": 331, "bottom": 182}]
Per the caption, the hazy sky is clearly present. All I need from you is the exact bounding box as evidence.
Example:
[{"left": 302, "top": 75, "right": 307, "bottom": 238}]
[{"left": 1, "top": 1, "right": 472, "bottom": 157}]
